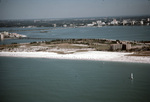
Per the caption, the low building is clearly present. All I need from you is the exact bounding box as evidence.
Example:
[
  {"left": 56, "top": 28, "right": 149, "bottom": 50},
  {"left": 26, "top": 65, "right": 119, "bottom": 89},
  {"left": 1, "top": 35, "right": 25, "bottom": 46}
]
[
  {"left": 111, "top": 44, "right": 131, "bottom": 51},
  {"left": 102, "top": 22, "right": 106, "bottom": 26},
  {"left": 111, "top": 19, "right": 118, "bottom": 25},
  {"left": 87, "top": 24, "right": 94, "bottom": 27},
  {"left": 63, "top": 25, "right": 67, "bottom": 27},
  {"left": 126, "top": 44, "right": 131, "bottom": 50},
  {"left": 110, "top": 44, "right": 122, "bottom": 51}
]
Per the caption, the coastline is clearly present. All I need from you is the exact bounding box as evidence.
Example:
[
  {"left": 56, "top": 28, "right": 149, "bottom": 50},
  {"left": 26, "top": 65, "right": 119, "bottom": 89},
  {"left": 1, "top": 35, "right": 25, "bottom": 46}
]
[{"left": 0, "top": 51, "right": 150, "bottom": 64}]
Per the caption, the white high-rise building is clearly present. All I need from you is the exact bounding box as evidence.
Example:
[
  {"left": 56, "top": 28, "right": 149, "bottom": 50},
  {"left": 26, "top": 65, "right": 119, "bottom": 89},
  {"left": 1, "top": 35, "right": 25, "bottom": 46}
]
[
  {"left": 132, "top": 21, "right": 135, "bottom": 25},
  {"left": 97, "top": 21, "right": 102, "bottom": 27},
  {"left": 123, "top": 20, "right": 127, "bottom": 25},
  {"left": 0, "top": 33, "right": 4, "bottom": 40},
  {"left": 53, "top": 24, "right": 57, "bottom": 27},
  {"left": 140, "top": 21, "right": 143, "bottom": 25}
]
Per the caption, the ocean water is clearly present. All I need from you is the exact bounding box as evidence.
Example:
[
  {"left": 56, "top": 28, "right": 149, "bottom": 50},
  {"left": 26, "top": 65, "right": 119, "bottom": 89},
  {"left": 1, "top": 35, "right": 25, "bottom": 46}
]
[
  {"left": 0, "top": 26, "right": 150, "bottom": 45},
  {"left": 0, "top": 57, "right": 150, "bottom": 102}
]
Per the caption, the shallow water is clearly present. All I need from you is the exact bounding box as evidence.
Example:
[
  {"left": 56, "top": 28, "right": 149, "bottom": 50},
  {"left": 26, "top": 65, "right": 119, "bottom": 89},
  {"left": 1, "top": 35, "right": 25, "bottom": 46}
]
[
  {"left": 0, "top": 26, "right": 150, "bottom": 45},
  {"left": 0, "top": 57, "right": 150, "bottom": 102}
]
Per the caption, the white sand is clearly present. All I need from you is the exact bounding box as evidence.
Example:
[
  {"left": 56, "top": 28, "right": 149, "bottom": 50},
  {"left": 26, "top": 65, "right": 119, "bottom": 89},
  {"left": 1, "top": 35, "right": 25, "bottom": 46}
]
[{"left": 0, "top": 51, "right": 150, "bottom": 63}]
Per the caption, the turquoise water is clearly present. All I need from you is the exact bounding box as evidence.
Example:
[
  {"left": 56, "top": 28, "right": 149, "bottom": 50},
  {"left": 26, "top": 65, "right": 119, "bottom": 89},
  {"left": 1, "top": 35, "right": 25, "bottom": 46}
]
[
  {"left": 0, "top": 57, "right": 150, "bottom": 102},
  {"left": 0, "top": 26, "right": 150, "bottom": 45}
]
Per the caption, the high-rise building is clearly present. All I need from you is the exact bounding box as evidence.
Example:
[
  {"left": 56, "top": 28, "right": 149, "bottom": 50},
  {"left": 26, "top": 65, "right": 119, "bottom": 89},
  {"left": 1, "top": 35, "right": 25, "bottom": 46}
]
[
  {"left": 123, "top": 20, "right": 127, "bottom": 25},
  {"left": 53, "top": 24, "right": 57, "bottom": 27},
  {"left": 140, "top": 21, "right": 143, "bottom": 25},
  {"left": 132, "top": 21, "right": 135, "bottom": 25},
  {"left": 97, "top": 21, "right": 102, "bottom": 27},
  {"left": 0, "top": 33, "right": 4, "bottom": 40}
]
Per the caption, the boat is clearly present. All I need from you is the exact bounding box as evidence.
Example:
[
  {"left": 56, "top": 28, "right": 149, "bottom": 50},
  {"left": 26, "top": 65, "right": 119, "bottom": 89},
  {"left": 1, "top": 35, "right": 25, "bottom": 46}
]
[
  {"left": 40, "top": 30, "right": 48, "bottom": 33},
  {"left": 130, "top": 73, "right": 134, "bottom": 80}
]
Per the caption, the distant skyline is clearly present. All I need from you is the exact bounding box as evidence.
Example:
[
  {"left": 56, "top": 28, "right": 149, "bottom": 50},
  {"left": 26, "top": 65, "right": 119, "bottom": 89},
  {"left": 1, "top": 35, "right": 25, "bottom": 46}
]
[{"left": 0, "top": 0, "right": 150, "bottom": 20}]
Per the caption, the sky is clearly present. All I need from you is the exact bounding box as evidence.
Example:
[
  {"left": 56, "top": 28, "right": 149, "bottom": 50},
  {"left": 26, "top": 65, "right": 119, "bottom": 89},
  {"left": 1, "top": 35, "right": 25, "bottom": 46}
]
[{"left": 0, "top": 0, "right": 150, "bottom": 20}]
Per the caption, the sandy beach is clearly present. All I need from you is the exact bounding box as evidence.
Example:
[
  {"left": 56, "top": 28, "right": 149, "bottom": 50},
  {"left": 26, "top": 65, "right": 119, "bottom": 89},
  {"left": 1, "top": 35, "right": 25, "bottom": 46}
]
[{"left": 0, "top": 51, "right": 150, "bottom": 64}]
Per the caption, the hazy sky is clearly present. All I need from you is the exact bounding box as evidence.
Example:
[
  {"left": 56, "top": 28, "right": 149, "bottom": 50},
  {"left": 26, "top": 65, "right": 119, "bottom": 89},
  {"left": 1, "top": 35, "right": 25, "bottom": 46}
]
[{"left": 0, "top": 0, "right": 150, "bottom": 20}]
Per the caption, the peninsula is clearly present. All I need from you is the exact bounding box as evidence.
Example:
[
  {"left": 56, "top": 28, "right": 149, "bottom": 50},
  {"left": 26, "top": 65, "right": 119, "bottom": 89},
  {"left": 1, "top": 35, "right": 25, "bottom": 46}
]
[{"left": 0, "top": 39, "right": 150, "bottom": 63}]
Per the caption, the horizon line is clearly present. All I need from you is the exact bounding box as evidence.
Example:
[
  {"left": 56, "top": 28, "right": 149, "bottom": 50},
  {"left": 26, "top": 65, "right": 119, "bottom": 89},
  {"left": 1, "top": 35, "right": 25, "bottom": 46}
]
[{"left": 1, "top": 15, "right": 150, "bottom": 21}]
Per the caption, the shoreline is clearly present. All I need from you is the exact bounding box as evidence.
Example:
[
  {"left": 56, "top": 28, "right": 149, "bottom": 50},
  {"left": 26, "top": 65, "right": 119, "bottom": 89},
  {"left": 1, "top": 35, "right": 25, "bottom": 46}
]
[{"left": 0, "top": 51, "right": 150, "bottom": 64}]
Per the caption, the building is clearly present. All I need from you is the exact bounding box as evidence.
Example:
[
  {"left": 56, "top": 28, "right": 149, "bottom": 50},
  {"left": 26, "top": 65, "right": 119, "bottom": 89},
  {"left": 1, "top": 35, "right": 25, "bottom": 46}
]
[
  {"left": 53, "top": 24, "right": 57, "bottom": 27},
  {"left": 63, "top": 24, "right": 67, "bottom": 27},
  {"left": 140, "top": 21, "right": 144, "bottom": 25},
  {"left": 131, "top": 21, "right": 135, "bottom": 25},
  {"left": 123, "top": 20, "right": 127, "bottom": 25},
  {"left": 110, "top": 44, "right": 122, "bottom": 51},
  {"left": 0, "top": 33, "right": 4, "bottom": 40},
  {"left": 3, "top": 31, "right": 9, "bottom": 35},
  {"left": 102, "top": 22, "right": 106, "bottom": 26},
  {"left": 111, "top": 19, "right": 118, "bottom": 25},
  {"left": 110, "top": 44, "right": 131, "bottom": 51},
  {"left": 122, "top": 44, "right": 131, "bottom": 50},
  {"left": 92, "top": 22, "right": 96, "bottom": 25},
  {"left": 97, "top": 21, "right": 102, "bottom": 27},
  {"left": 126, "top": 44, "right": 131, "bottom": 50},
  {"left": 87, "top": 24, "right": 94, "bottom": 27}
]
